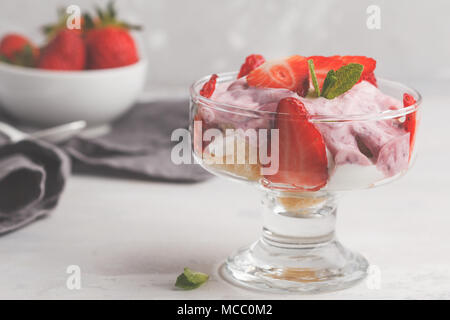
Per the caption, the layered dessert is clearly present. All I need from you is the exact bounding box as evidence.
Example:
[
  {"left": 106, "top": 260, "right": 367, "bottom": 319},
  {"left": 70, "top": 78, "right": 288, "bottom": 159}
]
[{"left": 192, "top": 54, "right": 418, "bottom": 192}]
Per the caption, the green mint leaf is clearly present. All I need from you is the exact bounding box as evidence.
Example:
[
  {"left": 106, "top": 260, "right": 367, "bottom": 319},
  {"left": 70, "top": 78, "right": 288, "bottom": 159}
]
[
  {"left": 307, "top": 59, "right": 320, "bottom": 97},
  {"left": 321, "top": 70, "right": 337, "bottom": 98},
  {"left": 175, "top": 268, "right": 209, "bottom": 290},
  {"left": 322, "top": 63, "right": 364, "bottom": 99}
]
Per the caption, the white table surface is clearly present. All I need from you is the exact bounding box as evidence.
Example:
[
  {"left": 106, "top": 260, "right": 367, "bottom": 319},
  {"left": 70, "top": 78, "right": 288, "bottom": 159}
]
[{"left": 0, "top": 94, "right": 449, "bottom": 300}]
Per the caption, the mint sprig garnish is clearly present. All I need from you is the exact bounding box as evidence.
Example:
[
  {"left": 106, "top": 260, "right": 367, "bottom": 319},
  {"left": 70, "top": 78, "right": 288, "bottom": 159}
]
[
  {"left": 175, "top": 268, "right": 209, "bottom": 290},
  {"left": 321, "top": 63, "right": 364, "bottom": 99},
  {"left": 321, "top": 69, "right": 337, "bottom": 98},
  {"left": 308, "top": 59, "right": 320, "bottom": 97},
  {"left": 307, "top": 61, "right": 364, "bottom": 99}
]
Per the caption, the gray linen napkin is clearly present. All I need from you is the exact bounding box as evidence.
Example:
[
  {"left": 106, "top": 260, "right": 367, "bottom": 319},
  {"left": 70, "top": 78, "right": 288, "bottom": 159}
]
[
  {"left": 0, "top": 100, "right": 210, "bottom": 235},
  {"left": 0, "top": 137, "right": 70, "bottom": 235},
  {"left": 64, "top": 100, "right": 211, "bottom": 182}
]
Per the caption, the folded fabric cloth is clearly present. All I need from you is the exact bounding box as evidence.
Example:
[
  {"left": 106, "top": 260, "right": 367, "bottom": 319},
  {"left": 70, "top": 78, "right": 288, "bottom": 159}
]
[
  {"left": 0, "top": 100, "right": 210, "bottom": 235},
  {"left": 0, "top": 137, "right": 70, "bottom": 235},
  {"left": 64, "top": 100, "right": 211, "bottom": 182}
]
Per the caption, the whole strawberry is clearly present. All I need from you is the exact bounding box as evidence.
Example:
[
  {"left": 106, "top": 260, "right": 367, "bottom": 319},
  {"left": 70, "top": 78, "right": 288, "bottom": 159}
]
[
  {"left": 38, "top": 29, "right": 86, "bottom": 70},
  {"left": 86, "top": 27, "right": 138, "bottom": 69},
  {"left": 0, "top": 33, "right": 39, "bottom": 67},
  {"left": 85, "top": 2, "right": 140, "bottom": 69}
]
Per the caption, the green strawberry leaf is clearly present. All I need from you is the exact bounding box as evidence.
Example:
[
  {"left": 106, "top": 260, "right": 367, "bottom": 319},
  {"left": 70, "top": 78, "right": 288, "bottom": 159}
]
[
  {"left": 95, "top": 6, "right": 104, "bottom": 21},
  {"left": 17, "top": 45, "right": 35, "bottom": 67},
  {"left": 175, "top": 268, "right": 209, "bottom": 290},
  {"left": 0, "top": 54, "right": 11, "bottom": 64},
  {"left": 107, "top": 0, "right": 117, "bottom": 19},
  {"left": 2, "top": 45, "right": 36, "bottom": 68},
  {"left": 322, "top": 63, "right": 364, "bottom": 99},
  {"left": 84, "top": 13, "right": 95, "bottom": 30},
  {"left": 307, "top": 59, "right": 320, "bottom": 97}
]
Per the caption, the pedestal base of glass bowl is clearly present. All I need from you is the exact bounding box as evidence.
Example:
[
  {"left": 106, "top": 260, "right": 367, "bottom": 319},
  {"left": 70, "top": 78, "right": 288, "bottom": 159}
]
[{"left": 221, "top": 192, "right": 369, "bottom": 293}]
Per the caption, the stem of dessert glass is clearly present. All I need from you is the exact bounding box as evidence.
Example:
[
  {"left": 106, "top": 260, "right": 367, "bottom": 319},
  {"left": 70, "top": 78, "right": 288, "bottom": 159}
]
[
  {"left": 261, "top": 191, "right": 337, "bottom": 247},
  {"left": 224, "top": 190, "right": 368, "bottom": 292}
]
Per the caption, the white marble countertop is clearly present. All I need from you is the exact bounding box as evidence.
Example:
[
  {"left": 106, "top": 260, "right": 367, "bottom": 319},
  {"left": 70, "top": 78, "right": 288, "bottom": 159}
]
[{"left": 0, "top": 95, "right": 449, "bottom": 300}]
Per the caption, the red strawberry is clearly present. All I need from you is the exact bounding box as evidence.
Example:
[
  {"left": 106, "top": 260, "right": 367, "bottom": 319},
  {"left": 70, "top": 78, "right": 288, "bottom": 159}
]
[
  {"left": 246, "top": 55, "right": 310, "bottom": 96},
  {"left": 403, "top": 93, "right": 417, "bottom": 160},
  {"left": 264, "top": 97, "right": 328, "bottom": 191},
  {"left": 0, "top": 34, "right": 33, "bottom": 60},
  {"left": 84, "top": 2, "right": 140, "bottom": 69},
  {"left": 296, "top": 77, "right": 310, "bottom": 97},
  {"left": 307, "top": 55, "right": 376, "bottom": 89},
  {"left": 38, "top": 29, "right": 86, "bottom": 70},
  {"left": 340, "top": 56, "right": 376, "bottom": 70},
  {"left": 237, "top": 54, "right": 265, "bottom": 78},
  {"left": 359, "top": 72, "right": 377, "bottom": 87},
  {"left": 200, "top": 74, "right": 218, "bottom": 98},
  {"left": 0, "top": 34, "right": 39, "bottom": 66},
  {"left": 85, "top": 27, "right": 139, "bottom": 69}
]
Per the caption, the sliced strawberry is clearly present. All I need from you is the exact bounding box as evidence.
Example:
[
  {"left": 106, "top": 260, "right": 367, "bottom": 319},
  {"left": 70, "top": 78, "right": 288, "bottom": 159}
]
[
  {"left": 358, "top": 71, "right": 377, "bottom": 87},
  {"left": 403, "top": 93, "right": 417, "bottom": 161},
  {"left": 403, "top": 93, "right": 416, "bottom": 107},
  {"left": 237, "top": 54, "right": 265, "bottom": 78},
  {"left": 296, "top": 76, "right": 310, "bottom": 97},
  {"left": 307, "top": 55, "right": 377, "bottom": 89},
  {"left": 246, "top": 55, "right": 310, "bottom": 96},
  {"left": 307, "top": 55, "right": 341, "bottom": 89},
  {"left": 340, "top": 56, "right": 376, "bottom": 72},
  {"left": 264, "top": 97, "right": 328, "bottom": 191},
  {"left": 200, "top": 74, "right": 218, "bottom": 98}
]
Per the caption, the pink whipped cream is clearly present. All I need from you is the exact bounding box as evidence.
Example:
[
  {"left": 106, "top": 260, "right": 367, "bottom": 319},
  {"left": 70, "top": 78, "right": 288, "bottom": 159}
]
[{"left": 204, "top": 79, "right": 410, "bottom": 178}]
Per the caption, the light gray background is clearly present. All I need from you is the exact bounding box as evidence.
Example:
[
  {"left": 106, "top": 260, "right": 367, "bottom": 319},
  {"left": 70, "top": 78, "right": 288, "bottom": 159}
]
[
  {"left": 0, "top": 0, "right": 450, "bottom": 300},
  {"left": 0, "top": 0, "right": 448, "bottom": 94}
]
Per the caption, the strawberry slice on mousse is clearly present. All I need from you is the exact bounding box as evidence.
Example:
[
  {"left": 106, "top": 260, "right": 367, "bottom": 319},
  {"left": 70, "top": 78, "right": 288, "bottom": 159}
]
[
  {"left": 237, "top": 54, "right": 265, "bottom": 78},
  {"left": 403, "top": 93, "right": 418, "bottom": 160},
  {"left": 246, "top": 55, "right": 310, "bottom": 97},
  {"left": 264, "top": 97, "right": 328, "bottom": 191},
  {"left": 307, "top": 55, "right": 377, "bottom": 88},
  {"left": 200, "top": 74, "right": 218, "bottom": 98},
  {"left": 359, "top": 72, "right": 377, "bottom": 87}
]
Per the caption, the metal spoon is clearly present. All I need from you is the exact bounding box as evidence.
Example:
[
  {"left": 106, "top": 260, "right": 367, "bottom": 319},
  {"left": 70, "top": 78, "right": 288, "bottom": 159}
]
[{"left": 0, "top": 121, "right": 87, "bottom": 144}]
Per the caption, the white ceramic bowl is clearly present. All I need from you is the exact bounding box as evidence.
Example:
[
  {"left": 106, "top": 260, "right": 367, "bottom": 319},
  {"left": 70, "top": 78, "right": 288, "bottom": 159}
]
[{"left": 0, "top": 59, "right": 147, "bottom": 126}]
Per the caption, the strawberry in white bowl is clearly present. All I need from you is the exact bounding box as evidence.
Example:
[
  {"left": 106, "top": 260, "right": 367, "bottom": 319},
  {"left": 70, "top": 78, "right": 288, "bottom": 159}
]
[{"left": 0, "top": 2, "right": 147, "bottom": 126}]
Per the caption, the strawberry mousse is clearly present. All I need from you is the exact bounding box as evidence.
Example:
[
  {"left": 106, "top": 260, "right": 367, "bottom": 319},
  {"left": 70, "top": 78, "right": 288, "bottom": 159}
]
[
  {"left": 190, "top": 55, "right": 421, "bottom": 293},
  {"left": 194, "top": 54, "right": 418, "bottom": 191}
]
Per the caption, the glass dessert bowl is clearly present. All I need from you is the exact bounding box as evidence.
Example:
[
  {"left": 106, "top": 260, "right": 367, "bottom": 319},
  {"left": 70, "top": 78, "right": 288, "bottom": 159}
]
[{"left": 189, "top": 56, "right": 421, "bottom": 293}]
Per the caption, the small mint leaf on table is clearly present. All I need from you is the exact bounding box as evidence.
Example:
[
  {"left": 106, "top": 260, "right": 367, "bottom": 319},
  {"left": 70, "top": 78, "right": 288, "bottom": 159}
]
[
  {"left": 308, "top": 59, "right": 320, "bottom": 97},
  {"left": 175, "top": 267, "right": 209, "bottom": 290},
  {"left": 322, "top": 63, "right": 364, "bottom": 99}
]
